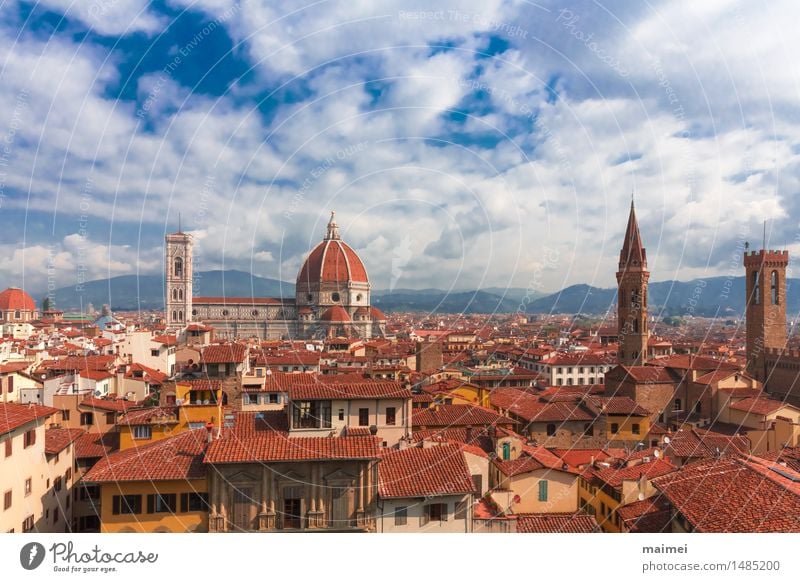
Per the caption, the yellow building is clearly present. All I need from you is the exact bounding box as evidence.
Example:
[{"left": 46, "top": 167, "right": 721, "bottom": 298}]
[
  {"left": 84, "top": 430, "right": 209, "bottom": 532},
  {"left": 424, "top": 378, "right": 491, "bottom": 407},
  {"left": 578, "top": 458, "right": 675, "bottom": 532}
]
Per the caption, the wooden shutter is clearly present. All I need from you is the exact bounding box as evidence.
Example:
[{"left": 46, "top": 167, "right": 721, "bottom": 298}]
[{"left": 147, "top": 494, "right": 155, "bottom": 514}]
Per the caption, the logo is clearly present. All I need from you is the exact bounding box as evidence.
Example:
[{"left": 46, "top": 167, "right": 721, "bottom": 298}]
[{"left": 20, "top": 542, "right": 46, "bottom": 570}]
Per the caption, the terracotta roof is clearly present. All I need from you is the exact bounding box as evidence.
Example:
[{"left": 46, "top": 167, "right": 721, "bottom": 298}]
[
  {"left": 73, "top": 431, "right": 119, "bottom": 459},
  {"left": 125, "top": 363, "right": 168, "bottom": 384},
  {"left": 729, "top": 396, "right": 788, "bottom": 416},
  {"left": 378, "top": 444, "right": 474, "bottom": 498},
  {"left": 0, "top": 361, "right": 31, "bottom": 374},
  {"left": 205, "top": 433, "right": 381, "bottom": 464},
  {"left": 319, "top": 306, "right": 351, "bottom": 322},
  {"left": 0, "top": 287, "right": 36, "bottom": 311},
  {"left": 412, "top": 404, "right": 516, "bottom": 428},
  {"left": 79, "top": 397, "right": 138, "bottom": 413},
  {"left": 758, "top": 446, "right": 800, "bottom": 473},
  {"left": 542, "top": 352, "right": 615, "bottom": 366},
  {"left": 201, "top": 343, "right": 247, "bottom": 364},
  {"left": 656, "top": 354, "right": 740, "bottom": 372},
  {"left": 153, "top": 335, "right": 177, "bottom": 346},
  {"left": 694, "top": 369, "right": 739, "bottom": 385},
  {"left": 297, "top": 231, "right": 369, "bottom": 285},
  {"left": 584, "top": 396, "right": 650, "bottom": 416},
  {"left": 516, "top": 512, "right": 599, "bottom": 533},
  {"left": 44, "top": 428, "right": 84, "bottom": 454},
  {"left": 78, "top": 369, "right": 114, "bottom": 381},
  {"left": 289, "top": 380, "right": 410, "bottom": 400},
  {"left": 549, "top": 448, "right": 614, "bottom": 467},
  {"left": 177, "top": 378, "right": 223, "bottom": 391},
  {"left": 613, "top": 365, "right": 677, "bottom": 384},
  {"left": 616, "top": 496, "right": 672, "bottom": 532},
  {"left": 653, "top": 457, "right": 800, "bottom": 532},
  {"left": 117, "top": 406, "right": 177, "bottom": 426},
  {"left": 665, "top": 429, "right": 750, "bottom": 460},
  {"left": 493, "top": 455, "right": 548, "bottom": 477},
  {"left": 39, "top": 355, "right": 116, "bottom": 372},
  {"left": 589, "top": 459, "right": 676, "bottom": 488},
  {"left": 0, "top": 403, "right": 58, "bottom": 435},
  {"left": 84, "top": 429, "right": 208, "bottom": 483},
  {"left": 369, "top": 306, "right": 387, "bottom": 320}
]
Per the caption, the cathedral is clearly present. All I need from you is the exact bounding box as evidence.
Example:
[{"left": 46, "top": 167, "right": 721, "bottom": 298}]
[{"left": 165, "top": 212, "right": 386, "bottom": 340}]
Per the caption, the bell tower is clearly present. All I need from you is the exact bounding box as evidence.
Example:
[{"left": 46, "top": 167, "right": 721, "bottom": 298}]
[
  {"left": 744, "top": 245, "right": 788, "bottom": 380},
  {"left": 616, "top": 199, "right": 649, "bottom": 366},
  {"left": 165, "top": 227, "right": 193, "bottom": 330}
]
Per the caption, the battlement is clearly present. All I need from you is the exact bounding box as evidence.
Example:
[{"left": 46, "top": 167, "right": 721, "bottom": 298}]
[{"left": 743, "top": 249, "right": 789, "bottom": 267}]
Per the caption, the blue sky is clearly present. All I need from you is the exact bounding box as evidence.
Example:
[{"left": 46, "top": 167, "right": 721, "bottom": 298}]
[{"left": 0, "top": 0, "right": 798, "bottom": 298}]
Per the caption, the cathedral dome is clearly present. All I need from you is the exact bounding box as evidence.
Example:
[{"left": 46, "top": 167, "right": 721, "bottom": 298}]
[
  {"left": 297, "top": 212, "right": 369, "bottom": 286},
  {"left": 0, "top": 287, "right": 36, "bottom": 311}
]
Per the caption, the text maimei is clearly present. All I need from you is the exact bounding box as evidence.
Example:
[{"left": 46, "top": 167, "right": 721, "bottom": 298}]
[{"left": 50, "top": 542, "right": 158, "bottom": 564}]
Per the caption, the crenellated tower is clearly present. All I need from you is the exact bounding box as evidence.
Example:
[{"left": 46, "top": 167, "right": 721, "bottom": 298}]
[
  {"left": 616, "top": 200, "right": 650, "bottom": 366},
  {"left": 744, "top": 247, "right": 788, "bottom": 380}
]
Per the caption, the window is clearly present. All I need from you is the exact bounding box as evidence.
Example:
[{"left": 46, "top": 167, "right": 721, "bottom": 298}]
[
  {"left": 66, "top": 468, "right": 72, "bottom": 483},
  {"left": 252, "top": 310, "right": 259, "bottom": 317},
  {"left": 538, "top": 480, "right": 548, "bottom": 502},
  {"left": 147, "top": 493, "right": 177, "bottom": 513},
  {"left": 112, "top": 494, "right": 142, "bottom": 515},
  {"left": 385, "top": 407, "right": 396, "bottom": 426},
  {"left": 358, "top": 408, "right": 369, "bottom": 427},
  {"left": 772, "top": 270, "right": 779, "bottom": 304},
  {"left": 180, "top": 492, "right": 209, "bottom": 512},
  {"left": 455, "top": 500, "right": 468, "bottom": 520},
  {"left": 80, "top": 412, "right": 94, "bottom": 426},
  {"left": 24, "top": 429, "right": 36, "bottom": 448},
  {"left": 338, "top": 409, "right": 345, "bottom": 421},
  {"left": 472, "top": 474, "right": 483, "bottom": 494},
  {"left": 292, "top": 400, "right": 332, "bottom": 429},
  {"left": 174, "top": 257, "right": 183, "bottom": 277},
  {"left": 331, "top": 292, "right": 340, "bottom": 302},
  {"left": 268, "top": 393, "right": 279, "bottom": 404},
  {"left": 3, "top": 490, "right": 10, "bottom": 510},
  {"left": 7, "top": 377, "right": 13, "bottom": 392},
  {"left": 610, "top": 423, "right": 619, "bottom": 434},
  {"left": 61, "top": 409, "right": 70, "bottom": 422},
  {"left": 674, "top": 399, "right": 682, "bottom": 412},
  {"left": 424, "top": 503, "right": 447, "bottom": 523},
  {"left": 502, "top": 441, "right": 511, "bottom": 460},
  {"left": 752, "top": 271, "right": 760, "bottom": 304},
  {"left": 106, "top": 413, "right": 116, "bottom": 424},
  {"left": 24, "top": 478, "right": 31, "bottom": 496},
  {"left": 546, "top": 424, "right": 556, "bottom": 436},
  {"left": 394, "top": 506, "right": 408, "bottom": 526},
  {"left": 54, "top": 476, "right": 62, "bottom": 492},
  {"left": 151, "top": 349, "right": 160, "bottom": 357},
  {"left": 4, "top": 439, "right": 10, "bottom": 458},
  {"left": 132, "top": 425, "right": 152, "bottom": 440},
  {"left": 584, "top": 423, "right": 594, "bottom": 437},
  {"left": 22, "top": 515, "right": 34, "bottom": 532},
  {"left": 632, "top": 423, "right": 640, "bottom": 435}
]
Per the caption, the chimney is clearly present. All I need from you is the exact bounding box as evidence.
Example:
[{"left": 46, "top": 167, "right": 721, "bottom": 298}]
[{"left": 205, "top": 422, "right": 214, "bottom": 444}]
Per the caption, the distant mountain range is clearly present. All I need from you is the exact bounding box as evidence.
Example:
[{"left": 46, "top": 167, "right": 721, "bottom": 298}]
[{"left": 40, "top": 270, "right": 787, "bottom": 316}]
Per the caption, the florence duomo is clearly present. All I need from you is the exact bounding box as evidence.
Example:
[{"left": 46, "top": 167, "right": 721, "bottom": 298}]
[{"left": 1, "top": 0, "right": 800, "bottom": 575}]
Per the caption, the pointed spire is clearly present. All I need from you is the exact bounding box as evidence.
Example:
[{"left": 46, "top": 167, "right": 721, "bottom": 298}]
[
  {"left": 325, "top": 210, "right": 340, "bottom": 240},
  {"left": 619, "top": 198, "right": 647, "bottom": 270}
]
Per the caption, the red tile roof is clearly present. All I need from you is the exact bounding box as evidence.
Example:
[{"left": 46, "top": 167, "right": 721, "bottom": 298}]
[
  {"left": 78, "top": 369, "right": 114, "bottom": 381},
  {"left": 516, "top": 512, "right": 600, "bottom": 533},
  {"left": 549, "top": 448, "right": 614, "bottom": 467},
  {"left": 0, "top": 287, "right": 36, "bottom": 311},
  {"left": 206, "top": 433, "right": 381, "bottom": 464},
  {"left": 0, "top": 403, "right": 58, "bottom": 435},
  {"left": 297, "top": 236, "right": 368, "bottom": 285},
  {"left": 117, "top": 407, "right": 178, "bottom": 426},
  {"left": 201, "top": 343, "right": 248, "bottom": 364},
  {"left": 588, "top": 459, "right": 676, "bottom": 488},
  {"left": 44, "top": 428, "right": 84, "bottom": 454},
  {"left": 614, "top": 365, "right": 677, "bottom": 384},
  {"left": 616, "top": 496, "right": 672, "bottom": 532},
  {"left": 79, "top": 396, "right": 139, "bottom": 413},
  {"left": 584, "top": 396, "right": 650, "bottom": 416},
  {"left": 656, "top": 354, "right": 740, "bottom": 372},
  {"left": 653, "top": 457, "right": 800, "bottom": 532},
  {"left": 665, "top": 429, "right": 750, "bottom": 460},
  {"left": 289, "top": 380, "right": 410, "bottom": 400},
  {"left": 729, "top": 396, "right": 788, "bottom": 416},
  {"left": 73, "top": 430, "right": 119, "bottom": 459},
  {"left": 378, "top": 444, "right": 474, "bottom": 498},
  {"left": 83, "top": 429, "right": 208, "bottom": 483},
  {"left": 412, "top": 404, "right": 516, "bottom": 428}
]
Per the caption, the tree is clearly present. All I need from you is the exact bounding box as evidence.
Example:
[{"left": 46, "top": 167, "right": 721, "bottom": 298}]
[{"left": 42, "top": 297, "right": 52, "bottom": 311}]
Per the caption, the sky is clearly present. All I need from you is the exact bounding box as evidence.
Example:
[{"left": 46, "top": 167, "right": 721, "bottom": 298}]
[{"left": 0, "top": 0, "right": 798, "bottom": 298}]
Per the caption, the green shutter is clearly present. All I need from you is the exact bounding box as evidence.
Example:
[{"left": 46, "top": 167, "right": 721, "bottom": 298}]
[{"left": 538, "top": 480, "right": 548, "bottom": 502}]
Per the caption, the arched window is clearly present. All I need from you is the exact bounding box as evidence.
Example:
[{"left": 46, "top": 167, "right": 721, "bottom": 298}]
[
  {"left": 178, "top": 289, "right": 183, "bottom": 300},
  {"left": 174, "top": 257, "right": 183, "bottom": 277},
  {"left": 172, "top": 289, "right": 177, "bottom": 300},
  {"left": 178, "top": 310, "right": 183, "bottom": 321},
  {"left": 631, "top": 289, "right": 639, "bottom": 308},
  {"left": 172, "top": 310, "right": 177, "bottom": 321},
  {"left": 752, "top": 271, "right": 760, "bottom": 305},
  {"left": 772, "top": 270, "right": 779, "bottom": 305}
]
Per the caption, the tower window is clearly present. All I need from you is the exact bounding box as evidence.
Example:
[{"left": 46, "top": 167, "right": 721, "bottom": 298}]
[
  {"left": 174, "top": 257, "right": 183, "bottom": 277},
  {"left": 306, "top": 293, "right": 313, "bottom": 302},
  {"left": 331, "top": 292, "right": 340, "bottom": 302},
  {"left": 772, "top": 270, "right": 779, "bottom": 305},
  {"left": 633, "top": 318, "right": 639, "bottom": 333},
  {"left": 178, "top": 289, "right": 183, "bottom": 300},
  {"left": 752, "top": 271, "right": 760, "bottom": 305},
  {"left": 172, "top": 289, "right": 178, "bottom": 300}
]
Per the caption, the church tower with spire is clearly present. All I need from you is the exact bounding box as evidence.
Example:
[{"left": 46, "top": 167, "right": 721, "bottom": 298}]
[{"left": 616, "top": 199, "right": 649, "bottom": 366}]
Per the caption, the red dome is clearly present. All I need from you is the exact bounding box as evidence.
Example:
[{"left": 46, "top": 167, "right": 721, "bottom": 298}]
[
  {"left": 319, "top": 306, "right": 351, "bottom": 322},
  {"left": 0, "top": 287, "right": 36, "bottom": 311},
  {"left": 369, "top": 306, "right": 387, "bottom": 321},
  {"left": 297, "top": 212, "right": 369, "bottom": 286}
]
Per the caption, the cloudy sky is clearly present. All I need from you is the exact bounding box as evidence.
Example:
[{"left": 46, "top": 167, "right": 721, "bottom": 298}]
[{"left": 0, "top": 0, "right": 798, "bottom": 297}]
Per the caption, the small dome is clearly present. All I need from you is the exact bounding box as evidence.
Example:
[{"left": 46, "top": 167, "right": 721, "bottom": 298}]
[
  {"left": 319, "top": 306, "right": 351, "bottom": 322},
  {"left": 0, "top": 287, "right": 36, "bottom": 311},
  {"left": 369, "top": 306, "right": 387, "bottom": 321},
  {"left": 297, "top": 212, "right": 369, "bottom": 286},
  {"left": 353, "top": 306, "right": 370, "bottom": 317}
]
